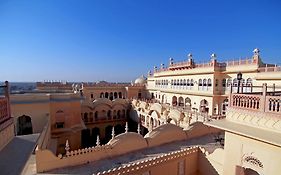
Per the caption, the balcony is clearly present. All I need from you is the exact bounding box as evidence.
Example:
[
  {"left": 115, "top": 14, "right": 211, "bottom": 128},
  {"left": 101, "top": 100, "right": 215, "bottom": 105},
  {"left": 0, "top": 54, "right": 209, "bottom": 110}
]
[{"left": 230, "top": 84, "right": 281, "bottom": 115}]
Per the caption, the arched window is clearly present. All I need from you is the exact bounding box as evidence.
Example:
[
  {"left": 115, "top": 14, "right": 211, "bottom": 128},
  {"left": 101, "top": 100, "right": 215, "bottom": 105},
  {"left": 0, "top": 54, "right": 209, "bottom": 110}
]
[
  {"left": 190, "top": 79, "right": 194, "bottom": 86},
  {"left": 208, "top": 79, "right": 212, "bottom": 86},
  {"left": 246, "top": 78, "right": 252, "bottom": 86},
  {"left": 222, "top": 79, "right": 226, "bottom": 87},
  {"left": 171, "top": 80, "right": 174, "bottom": 86},
  {"left": 203, "top": 79, "right": 207, "bottom": 86},
  {"left": 187, "top": 79, "right": 190, "bottom": 86},
  {"left": 227, "top": 78, "right": 232, "bottom": 87},
  {"left": 233, "top": 78, "right": 238, "bottom": 87},
  {"left": 241, "top": 78, "right": 245, "bottom": 86},
  {"left": 183, "top": 79, "right": 186, "bottom": 86},
  {"left": 177, "top": 79, "right": 179, "bottom": 86},
  {"left": 94, "top": 111, "right": 98, "bottom": 120},
  {"left": 100, "top": 92, "right": 104, "bottom": 98},
  {"left": 180, "top": 79, "right": 183, "bottom": 86},
  {"left": 199, "top": 79, "right": 202, "bottom": 86}
]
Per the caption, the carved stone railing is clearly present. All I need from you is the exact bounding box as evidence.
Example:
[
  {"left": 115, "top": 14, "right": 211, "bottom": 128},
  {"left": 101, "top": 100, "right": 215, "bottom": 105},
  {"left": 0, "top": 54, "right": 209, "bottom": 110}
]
[
  {"left": 258, "top": 66, "right": 281, "bottom": 72},
  {"left": 231, "top": 94, "right": 261, "bottom": 111},
  {"left": 266, "top": 96, "right": 281, "bottom": 114},
  {"left": 224, "top": 58, "right": 253, "bottom": 66},
  {"left": 95, "top": 146, "right": 199, "bottom": 175},
  {"left": 153, "top": 57, "right": 255, "bottom": 74},
  {"left": 0, "top": 98, "right": 8, "bottom": 123},
  {"left": 230, "top": 84, "right": 281, "bottom": 115}
]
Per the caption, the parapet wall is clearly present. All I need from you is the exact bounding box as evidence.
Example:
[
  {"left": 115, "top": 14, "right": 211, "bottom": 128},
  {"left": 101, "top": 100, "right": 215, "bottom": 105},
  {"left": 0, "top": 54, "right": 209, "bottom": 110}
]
[
  {"left": 36, "top": 123, "right": 221, "bottom": 173},
  {"left": 96, "top": 146, "right": 199, "bottom": 175},
  {"left": 0, "top": 120, "right": 14, "bottom": 151}
]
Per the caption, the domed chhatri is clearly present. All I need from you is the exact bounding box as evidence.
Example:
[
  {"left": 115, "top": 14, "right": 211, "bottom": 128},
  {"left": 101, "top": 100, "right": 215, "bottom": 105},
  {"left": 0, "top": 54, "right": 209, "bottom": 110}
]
[{"left": 134, "top": 75, "right": 147, "bottom": 85}]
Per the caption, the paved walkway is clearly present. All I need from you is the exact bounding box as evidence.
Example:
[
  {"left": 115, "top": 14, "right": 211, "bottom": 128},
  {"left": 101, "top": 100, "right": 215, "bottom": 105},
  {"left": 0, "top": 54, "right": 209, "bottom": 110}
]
[{"left": 0, "top": 134, "right": 39, "bottom": 175}]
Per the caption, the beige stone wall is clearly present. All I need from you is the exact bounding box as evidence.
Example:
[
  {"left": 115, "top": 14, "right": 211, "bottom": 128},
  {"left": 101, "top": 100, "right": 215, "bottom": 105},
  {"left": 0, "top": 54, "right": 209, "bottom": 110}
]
[
  {"left": 223, "top": 132, "right": 281, "bottom": 175},
  {"left": 11, "top": 102, "right": 49, "bottom": 134},
  {"left": 0, "top": 123, "right": 14, "bottom": 151},
  {"left": 35, "top": 123, "right": 220, "bottom": 173}
]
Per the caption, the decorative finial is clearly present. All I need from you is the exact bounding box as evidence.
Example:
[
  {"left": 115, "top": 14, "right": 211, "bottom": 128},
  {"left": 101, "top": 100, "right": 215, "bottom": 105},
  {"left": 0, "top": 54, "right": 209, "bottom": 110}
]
[
  {"left": 169, "top": 57, "right": 174, "bottom": 65},
  {"left": 65, "top": 140, "right": 70, "bottom": 153},
  {"left": 253, "top": 48, "right": 260, "bottom": 56},
  {"left": 211, "top": 53, "right": 217, "bottom": 60},
  {"left": 125, "top": 122, "right": 129, "bottom": 133},
  {"left": 137, "top": 123, "right": 141, "bottom": 134},
  {"left": 111, "top": 126, "right": 115, "bottom": 139},
  {"left": 188, "top": 53, "right": 193, "bottom": 62},
  {"left": 96, "top": 135, "right": 100, "bottom": 146},
  {"left": 160, "top": 63, "right": 164, "bottom": 69},
  {"left": 154, "top": 66, "right": 157, "bottom": 71}
]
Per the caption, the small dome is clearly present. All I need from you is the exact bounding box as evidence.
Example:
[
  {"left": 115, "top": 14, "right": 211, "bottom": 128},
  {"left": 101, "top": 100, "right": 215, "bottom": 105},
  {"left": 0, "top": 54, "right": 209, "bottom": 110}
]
[{"left": 134, "top": 75, "right": 147, "bottom": 85}]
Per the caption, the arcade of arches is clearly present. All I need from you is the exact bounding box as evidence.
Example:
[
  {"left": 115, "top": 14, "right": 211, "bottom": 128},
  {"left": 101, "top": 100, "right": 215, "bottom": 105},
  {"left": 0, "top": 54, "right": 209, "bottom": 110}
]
[{"left": 99, "top": 92, "right": 123, "bottom": 100}]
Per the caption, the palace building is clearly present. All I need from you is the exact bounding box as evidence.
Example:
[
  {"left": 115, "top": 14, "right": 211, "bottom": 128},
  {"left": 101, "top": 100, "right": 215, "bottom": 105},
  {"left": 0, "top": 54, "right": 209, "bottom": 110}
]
[
  {"left": 146, "top": 48, "right": 281, "bottom": 117},
  {"left": 1, "top": 48, "right": 281, "bottom": 175}
]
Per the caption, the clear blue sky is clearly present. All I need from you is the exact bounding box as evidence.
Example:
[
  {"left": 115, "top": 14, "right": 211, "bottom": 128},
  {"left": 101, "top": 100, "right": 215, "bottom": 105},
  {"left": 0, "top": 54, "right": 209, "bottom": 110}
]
[{"left": 1, "top": 0, "right": 281, "bottom": 82}]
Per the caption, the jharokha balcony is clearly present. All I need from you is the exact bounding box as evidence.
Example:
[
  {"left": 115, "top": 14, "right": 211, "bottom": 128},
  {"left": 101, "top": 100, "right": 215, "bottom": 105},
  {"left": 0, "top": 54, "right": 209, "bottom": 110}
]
[{"left": 229, "top": 83, "right": 281, "bottom": 114}]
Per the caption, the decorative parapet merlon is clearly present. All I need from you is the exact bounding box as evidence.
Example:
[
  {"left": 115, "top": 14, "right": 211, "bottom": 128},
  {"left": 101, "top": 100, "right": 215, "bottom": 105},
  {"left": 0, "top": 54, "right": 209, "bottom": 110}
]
[
  {"left": 95, "top": 146, "right": 199, "bottom": 175},
  {"left": 64, "top": 144, "right": 112, "bottom": 158},
  {"left": 153, "top": 57, "right": 255, "bottom": 74}
]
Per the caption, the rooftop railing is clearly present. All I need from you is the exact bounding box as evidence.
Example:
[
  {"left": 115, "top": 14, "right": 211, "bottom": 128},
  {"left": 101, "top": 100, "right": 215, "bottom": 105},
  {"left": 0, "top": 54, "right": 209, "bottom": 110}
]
[
  {"left": 230, "top": 84, "right": 281, "bottom": 115},
  {"left": 258, "top": 65, "right": 281, "bottom": 72},
  {"left": 153, "top": 57, "right": 256, "bottom": 74}
]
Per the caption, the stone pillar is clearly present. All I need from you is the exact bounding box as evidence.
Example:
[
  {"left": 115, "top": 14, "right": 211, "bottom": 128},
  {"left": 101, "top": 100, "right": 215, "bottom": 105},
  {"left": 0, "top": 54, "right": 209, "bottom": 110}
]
[
  {"left": 261, "top": 83, "right": 267, "bottom": 112},
  {"left": 4, "top": 81, "right": 11, "bottom": 118}
]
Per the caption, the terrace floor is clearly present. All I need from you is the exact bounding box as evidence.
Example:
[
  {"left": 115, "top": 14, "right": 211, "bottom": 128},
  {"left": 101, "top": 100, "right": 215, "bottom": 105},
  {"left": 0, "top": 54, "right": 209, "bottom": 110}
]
[{"left": 0, "top": 133, "right": 39, "bottom": 175}]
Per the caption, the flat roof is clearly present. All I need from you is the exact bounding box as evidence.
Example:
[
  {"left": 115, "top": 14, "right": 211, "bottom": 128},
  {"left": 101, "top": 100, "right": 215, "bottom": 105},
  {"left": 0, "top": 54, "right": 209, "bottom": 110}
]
[
  {"left": 205, "top": 119, "right": 281, "bottom": 147},
  {"left": 42, "top": 134, "right": 221, "bottom": 175}
]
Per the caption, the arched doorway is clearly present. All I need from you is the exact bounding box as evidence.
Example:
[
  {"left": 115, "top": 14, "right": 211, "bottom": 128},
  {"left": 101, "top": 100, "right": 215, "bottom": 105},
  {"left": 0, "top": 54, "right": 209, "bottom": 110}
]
[
  {"left": 172, "top": 96, "right": 177, "bottom": 106},
  {"left": 100, "top": 92, "right": 104, "bottom": 98},
  {"left": 17, "top": 115, "right": 33, "bottom": 135},
  {"left": 109, "top": 92, "right": 113, "bottom": 100},
  {"left": 178, "top": 97, "right": 184, "bottom": 107},
  {"left": 222, "top": 99, "right": 228, "bottom": 116},
  {"left": 81, "top": 129, "right": 91, "bottom": 148},
  {"left": 118, "top": 92, "right": 122, "bottom": 98},
  {"left": 115, "top": 124, "right": 124, "bottom": 135},
  {"left": 114, "top": 92, "right": 118, "bottom": 99},
  {"left": 117, "top": 110, "right": 121, "bottom": 119},
  {"left": 185, "top": 97, "right": 191, "bottom": 110},
  {"left": 104, "top": 125, "right": 113, "bottom": 144},
  {"left": 200, "top": 99, "right": 209, "bottom": 113},
  {"left": 107, "top": 110, "right": 112, "bottom": 120},
  {"left": 105, "top": 92, "right": 109, "bottom": 99}
]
